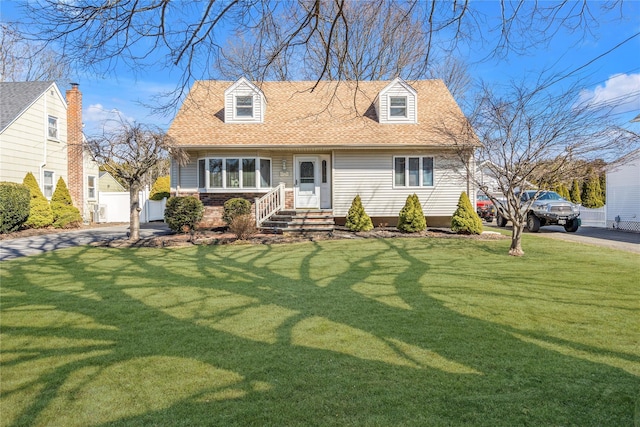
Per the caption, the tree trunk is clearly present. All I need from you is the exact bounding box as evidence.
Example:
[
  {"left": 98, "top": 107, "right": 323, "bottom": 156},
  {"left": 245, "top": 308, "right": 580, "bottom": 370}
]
[
  {"left": 509, "top": 224, "right": 525, "bottom": 257},
  {"left": 129, "top": 184, "right": 142, "bottom": 241}
]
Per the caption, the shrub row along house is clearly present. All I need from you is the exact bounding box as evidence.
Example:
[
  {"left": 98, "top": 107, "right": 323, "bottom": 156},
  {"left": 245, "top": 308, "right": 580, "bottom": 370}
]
[
  {"left": 0, "top": 81, "right": 99, "bottom": 222},
  {"left": 168, "top": 77, "right": 479, "bottom": 231}
]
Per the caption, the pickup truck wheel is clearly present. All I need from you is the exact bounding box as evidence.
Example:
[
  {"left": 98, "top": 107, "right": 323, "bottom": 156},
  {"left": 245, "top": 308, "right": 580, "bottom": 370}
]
[
  {"left": 563, "top": 219, "right": 579, "bottom": 232},
  {"left": 526, "top": 213, "right": 541, "bottom": 232},
  {"left": 496, "top": 213, "right": 507, "bottom": 227}
]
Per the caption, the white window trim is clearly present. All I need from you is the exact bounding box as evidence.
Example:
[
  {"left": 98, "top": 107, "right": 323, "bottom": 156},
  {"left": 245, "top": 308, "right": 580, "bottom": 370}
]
[
  {"left": 393, "top": 156, "right": 435, "bottom": 188},
  {"left": 389, "top": 96, "right": 407, "bottom": 119},
  {"left": 48, "top": 116, "right": 59, "bottom": 140},
  {"left": 87, "top": 175, "right": 97, "bottom": 200},
  {"left": 43, "top": 170, "right": 55, "bottom": 199},
  {"left": 198, "top": 157, "right": 272, "bottom": 191},
  {"left": 234, "top": 95, "right": 254, "bottom": 120}
]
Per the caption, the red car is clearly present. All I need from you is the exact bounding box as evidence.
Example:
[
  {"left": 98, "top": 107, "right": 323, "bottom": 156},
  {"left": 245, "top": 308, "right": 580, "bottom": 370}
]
[{"left": 476, "top": 192, "right": 496, "bottom": 222}]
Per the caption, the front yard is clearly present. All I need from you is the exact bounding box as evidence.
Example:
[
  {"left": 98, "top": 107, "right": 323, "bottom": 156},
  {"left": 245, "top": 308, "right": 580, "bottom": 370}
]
[{"left": 1, "top": 235, "right": 638, "bottom": 426}]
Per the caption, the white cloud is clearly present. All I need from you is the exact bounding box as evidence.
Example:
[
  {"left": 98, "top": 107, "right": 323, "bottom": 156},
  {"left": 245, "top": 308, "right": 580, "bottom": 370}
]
[
  {"left": 579, "top": 73, "right": 640, "bottom": 114},
  {"left": 83, "top": 103, "right": 135, "bottom": 135}
]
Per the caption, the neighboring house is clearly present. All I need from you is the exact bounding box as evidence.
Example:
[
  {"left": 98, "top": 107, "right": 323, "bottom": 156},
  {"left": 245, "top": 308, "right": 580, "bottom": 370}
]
[
  {"left": 168, "top": 77, "right": 479, "bottom": 229},
  {"left": 606, "top": 148, "right": 640, "bottom": 232},
  {"left": 0, "top": 81, "right": 99, "bottom": 222},
  {"left": 99, "top": 171, "right": 127, "bottom": 192}
]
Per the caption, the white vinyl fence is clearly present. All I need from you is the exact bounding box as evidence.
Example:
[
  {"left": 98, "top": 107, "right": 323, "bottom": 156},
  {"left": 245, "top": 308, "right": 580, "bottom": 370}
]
[
  {"left": 579, "top": 205, "right": 606, "bottom": 228},
  {"left": 93, "top": 188, "right": 166, "bottom": 223}
]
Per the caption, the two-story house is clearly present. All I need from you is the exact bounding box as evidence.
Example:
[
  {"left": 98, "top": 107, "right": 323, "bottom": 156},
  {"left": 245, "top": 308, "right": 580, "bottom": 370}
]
[
  {"left": 0, "top": 81, "right": 99, "bottom": 221},
  {"left": 168, "top": 77, "right": 479, "bottom": 229}
]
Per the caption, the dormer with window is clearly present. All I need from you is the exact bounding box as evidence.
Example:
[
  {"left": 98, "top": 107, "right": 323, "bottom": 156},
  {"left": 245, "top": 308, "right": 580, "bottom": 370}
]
[
  {"left": 375, "top": 78, "right": 417, "bottom": 124},
  {"left": 224, "top": 77, "right": 266, "bottom": 123}
]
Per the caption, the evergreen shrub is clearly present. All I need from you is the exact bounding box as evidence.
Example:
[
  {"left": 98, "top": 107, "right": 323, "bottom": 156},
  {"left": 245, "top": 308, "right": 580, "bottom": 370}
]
[
  {"left": 149, "top": 176, "right": 170, "bottom": 200},
  {"left": 223, "top": 198, "right": 251, "bottom": 225},
  {"left": 164, "top": 196, "right": 204, "bottom": 233},
  {"left": 451, "top": 192, "right": 483, "bottom": 235},
  {"left": 570, "top": 179, "right": 582, "bottom": 205},
  {"left": 23, "top": 172, "right": 53, "bottom": 228},
  {"left": 397, "top": 194, "right": 426, "bottom": 232},
  {"left": 345, "top": 195, "right": 373, "bottom": 232},
  {"left": 581, "top": 176, "right": 604, "bottom": 208},
  {"left": 51, "top": 178, "right": 82, "bottom": 228},
  {"left": 0, "top": 182, "right": 30, "bottom": 233}
]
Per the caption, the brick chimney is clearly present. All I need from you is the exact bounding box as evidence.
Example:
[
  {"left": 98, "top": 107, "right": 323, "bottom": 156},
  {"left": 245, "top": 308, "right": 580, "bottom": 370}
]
[{"left": 66, "top": 83, "right": 83, "bottom": 212}]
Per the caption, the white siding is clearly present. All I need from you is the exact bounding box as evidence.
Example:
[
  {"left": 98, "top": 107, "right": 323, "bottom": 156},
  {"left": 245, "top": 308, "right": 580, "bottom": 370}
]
[
  {"left": 223, "top": 78, "right": 265, "bottom": 123},
  {"left": 606, "top": 158, "right": 640, "bottom": 231},
  {"left": 0, "top": 86, "right": 68, "bottom": 190},
  {"left": 375, "top": 79, "right": 417, "bottom": 124},
  {"left": 333, "top": 150, "right": 468, "bottom": 217}
]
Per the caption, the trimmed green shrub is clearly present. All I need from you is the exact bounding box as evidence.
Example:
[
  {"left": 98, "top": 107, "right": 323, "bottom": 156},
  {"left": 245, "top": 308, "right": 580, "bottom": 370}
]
[
  {"left": 397, "top": 194, "right": 426, "bottom": 232},
  {"left": 164, "top": 196, "right": 204, "bottom": 233},
  {"left": 229, "top": 214, "right": 257, "bottom": 240},
  {"left": 0, "top": 182, "right": 30, "bottom": 233},
  {"left": 149, "top": 176, "right": 170, "bottom": 201},
  {"left": 223, "top": 197, "right": 252, "bottom": 225},
  {"left": 451, "top": 192, "right": 483, "bottom": 235},
  {"left": 345, "top": 195, "right": 373, "bottom": 232},
  {"left": 51, "top": 178, "right": 82, "bottom": 228},
  {"left": 570, "top": 179, "right": 582, "bottom": 204},
  {"left": 23, "top": 172, "right": 54, "bottom": 228}
]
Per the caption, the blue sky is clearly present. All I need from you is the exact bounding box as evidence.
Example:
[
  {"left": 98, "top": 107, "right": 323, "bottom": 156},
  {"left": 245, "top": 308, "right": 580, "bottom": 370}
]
[{"left": 2, "top": 1, "right": 639, "bottom": 136}]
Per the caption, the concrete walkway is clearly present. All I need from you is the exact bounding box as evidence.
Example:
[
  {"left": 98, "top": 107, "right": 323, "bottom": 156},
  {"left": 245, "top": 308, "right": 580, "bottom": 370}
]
[{"left": 0, "top": 223, "right": 171, "bottom": 261}]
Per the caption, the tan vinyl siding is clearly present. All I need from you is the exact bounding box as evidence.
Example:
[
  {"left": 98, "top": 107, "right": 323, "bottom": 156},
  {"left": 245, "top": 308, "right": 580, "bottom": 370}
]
[
  {"left": 0, "top": 88, "right": 68, "bottom": 187},
  {"left": 333, "top": 150, "right": 467, "bottom": 217}
]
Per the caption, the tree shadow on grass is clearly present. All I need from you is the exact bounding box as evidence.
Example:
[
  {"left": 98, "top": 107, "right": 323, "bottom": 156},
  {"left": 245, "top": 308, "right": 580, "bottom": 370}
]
[{"left": 1, "top": 239, "right": 638, "bottom": 426}]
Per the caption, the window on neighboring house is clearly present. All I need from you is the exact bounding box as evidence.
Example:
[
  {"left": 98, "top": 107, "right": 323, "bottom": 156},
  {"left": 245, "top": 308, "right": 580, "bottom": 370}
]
[
  {"left": 197, "top": 157, "right": 272, "bottom": 190},
  {"left": 43, "top": 170, "right": 54, "bottom": 198},
  {"left": 389, "top": 96, "right": 407, "bottom": 118},
  {"left": 48, "top": 116, "right": 58, "bottom": 139},
  {"left": 87, "top": 175, "right": 96, "bottom": 199},
  {"left": 393, "top": 156, "right": 434, "bottom": 187},
  {"left": 236, "top": 96, "right": 253, "bottom": 118}
]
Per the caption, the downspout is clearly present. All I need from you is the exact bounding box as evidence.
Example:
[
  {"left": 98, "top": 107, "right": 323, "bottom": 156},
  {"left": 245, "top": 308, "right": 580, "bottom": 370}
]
[{"left": 40, "top": 90, "right": 48, "bottom": 191}]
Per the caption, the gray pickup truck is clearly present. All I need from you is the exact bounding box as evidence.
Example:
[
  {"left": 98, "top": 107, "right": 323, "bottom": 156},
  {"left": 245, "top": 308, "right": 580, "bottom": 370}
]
[{"left": 496, "top": 190, "right": 581, "bottom": 232}]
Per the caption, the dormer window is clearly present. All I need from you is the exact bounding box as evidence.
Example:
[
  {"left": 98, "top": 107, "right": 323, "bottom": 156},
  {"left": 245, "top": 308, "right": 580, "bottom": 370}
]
[
  {"left": 236, "top": 96, "right": 253, "bottom": 118},
  {"left": 389, "top": 97, "right": 407, "bottom": 118}
]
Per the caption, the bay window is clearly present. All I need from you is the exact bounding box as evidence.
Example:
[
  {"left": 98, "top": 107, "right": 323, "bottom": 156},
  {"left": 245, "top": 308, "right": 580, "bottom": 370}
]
[
  {"left": 197, "top": 157, "right": 272, "bottom": 190},
  {"left": 394, "top": 156, "right": 434, "bottom": 187}
]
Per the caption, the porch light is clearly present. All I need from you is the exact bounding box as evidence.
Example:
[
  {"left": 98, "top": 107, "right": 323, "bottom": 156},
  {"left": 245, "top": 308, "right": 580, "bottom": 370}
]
[{"left": 282, "top": 159, "right": 287, "bottom": 171}]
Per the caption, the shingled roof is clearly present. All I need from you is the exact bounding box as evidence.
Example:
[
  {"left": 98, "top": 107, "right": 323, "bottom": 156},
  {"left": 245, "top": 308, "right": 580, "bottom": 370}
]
[
  {"left": 168, "top": 79, "right": 478, "bottom": 149},
  {"left": 0, "top": 81, "right": 58, "bottom": 132}
]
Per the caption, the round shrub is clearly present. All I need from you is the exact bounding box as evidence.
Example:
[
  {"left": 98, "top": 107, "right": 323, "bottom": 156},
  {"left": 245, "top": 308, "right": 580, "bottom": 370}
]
[
  {"left": 223, "top": 197, "right": 251, "bottom": 225},
  {"left": 51, "top": 177, "right": 82, "bottom": 228},
  {"left": 345, "top": 195, "right": 373, "bottom": 232},
  {"left": 397, "top": 194, "right": 426, "bottom": 232},
  {"left": 23, "top": 172, "right": 53, "bottom": 228},
  {"left": 149, "top": 175, "right": 170, "bottom": 201},
  {"left": 164, "top": 196, "right": 204, "bottom": 233},
  {"left": 0, "top": 182, "right": 30, "bottom": 233},
  {"left": 229, "top": 213, "right": 257, "bottom": 240},
  {"left": 451, "top": 191, "right": 483, "bottom": 235}
]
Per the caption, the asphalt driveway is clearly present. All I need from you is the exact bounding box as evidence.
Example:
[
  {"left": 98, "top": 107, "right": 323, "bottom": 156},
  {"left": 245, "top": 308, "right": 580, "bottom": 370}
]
[
  {"left": 0, "top": 222, "right": 171, "bottom": 261},
  {"left": 486, "top": 224, "right": 640, "bottom": 254}
]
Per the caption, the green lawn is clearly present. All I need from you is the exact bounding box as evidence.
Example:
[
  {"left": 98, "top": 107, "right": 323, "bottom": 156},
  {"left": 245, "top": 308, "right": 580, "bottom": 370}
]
[{"left": 1, "top": 234, "right": 638, "bottom": 426}]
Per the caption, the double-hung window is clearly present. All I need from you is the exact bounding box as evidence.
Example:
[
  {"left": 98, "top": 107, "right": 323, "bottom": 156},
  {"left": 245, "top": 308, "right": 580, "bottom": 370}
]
[
  {"left": 394, "top": 156, "right": 434, "bottom": 187},
  {"left": 198, "top": 157, "right": 271, "bottom": 190},
  {"left": 43, "top": 170, "right": 54, "bottom": 198},
  {"left": 48, "top": 116, "right": 58, "bottom": 139},
  {"left": 235, "top": 96, "right": 253, "bottom": 118},
  {"left": 87, "top": 175, "right": 96, "bottom": 199},
  {"left": 389, "top": 96, "right": 407, "bottom": 118}
]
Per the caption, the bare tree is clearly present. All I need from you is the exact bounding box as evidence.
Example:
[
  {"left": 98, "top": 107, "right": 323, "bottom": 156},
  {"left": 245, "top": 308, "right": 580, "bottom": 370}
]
[
  {"left": 22, "top": 0, "right": 629, "bottom": 110},
  {"left": 0, "top": 23, "right": 70, "bottom": 83},
  {"left": 86, "top": 121, "right": 187, "bottom": 241},
  {"left": 442, "top": 76, "right": 639, "bottom": 256}
]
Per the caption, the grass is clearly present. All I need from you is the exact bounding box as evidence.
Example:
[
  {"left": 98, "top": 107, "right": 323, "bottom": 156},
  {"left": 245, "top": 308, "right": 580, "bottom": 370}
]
[{"left": 1, "top": 234, "right": 638, "bottom": 426}]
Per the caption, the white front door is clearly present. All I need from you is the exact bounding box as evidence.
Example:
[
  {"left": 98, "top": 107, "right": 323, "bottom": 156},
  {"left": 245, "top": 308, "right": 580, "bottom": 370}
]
[{"left": 295, "top": 156, "right": 320, "bottom": 208}]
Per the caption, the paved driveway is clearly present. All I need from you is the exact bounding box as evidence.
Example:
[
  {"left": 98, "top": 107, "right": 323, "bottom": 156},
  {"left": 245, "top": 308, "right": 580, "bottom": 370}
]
[
  {"left": 487, "top": 224, "right": 640, "bottom": 253},
  {"left": 0, "top": 223, "right": 171, "bottom": 261}
]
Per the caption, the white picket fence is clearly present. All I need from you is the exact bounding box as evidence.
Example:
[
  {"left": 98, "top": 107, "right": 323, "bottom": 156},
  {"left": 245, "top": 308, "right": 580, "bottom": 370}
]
[
  {"left": 579, "top": 205, "right": 606, "bottom": 228},
  {"left": 94, "top": 188, "right": 166, "bottom": 223}
]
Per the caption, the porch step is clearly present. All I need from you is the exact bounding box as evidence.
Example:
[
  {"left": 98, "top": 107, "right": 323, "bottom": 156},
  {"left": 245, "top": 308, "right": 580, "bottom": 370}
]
[{"left": 260, "top": 210, "right": 334, "bottom": 235}]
